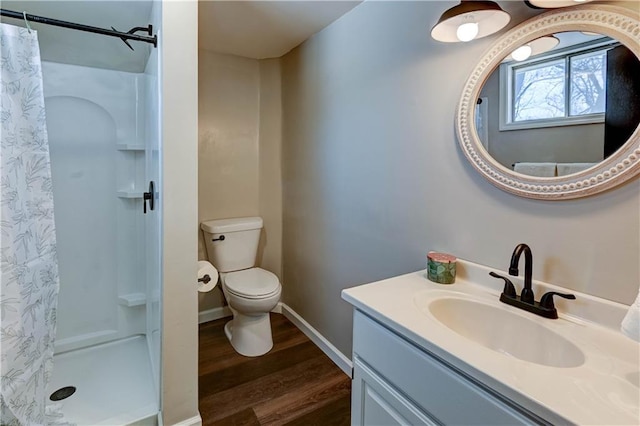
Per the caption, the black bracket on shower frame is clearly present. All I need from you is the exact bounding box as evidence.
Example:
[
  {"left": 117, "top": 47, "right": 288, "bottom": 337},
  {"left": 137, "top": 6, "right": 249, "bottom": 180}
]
[
  {"left": 143, "top": 181, "right": 155, "bottom": 214},
  {"left": 0, "top": 8, "right": 157, "bottom": 50}
]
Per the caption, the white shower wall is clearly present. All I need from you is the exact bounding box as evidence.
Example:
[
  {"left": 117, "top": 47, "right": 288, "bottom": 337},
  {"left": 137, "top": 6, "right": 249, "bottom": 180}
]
[
  {"left": 43, "top": 61, "right": 150, "bottom": 354},
  {"left": 144, "top": 0, "right": 162, "bottom": 396}
]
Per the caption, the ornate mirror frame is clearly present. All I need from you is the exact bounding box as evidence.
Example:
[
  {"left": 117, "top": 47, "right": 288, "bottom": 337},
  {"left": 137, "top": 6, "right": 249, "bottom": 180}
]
[{"left": 456, "top": 4, "right": 640, "bottom": 200}]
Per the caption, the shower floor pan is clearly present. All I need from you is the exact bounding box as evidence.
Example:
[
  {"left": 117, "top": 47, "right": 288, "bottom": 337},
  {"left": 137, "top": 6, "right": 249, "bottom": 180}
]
[{"left": 47, "top": 335, "right": 158, "bottom": 425}]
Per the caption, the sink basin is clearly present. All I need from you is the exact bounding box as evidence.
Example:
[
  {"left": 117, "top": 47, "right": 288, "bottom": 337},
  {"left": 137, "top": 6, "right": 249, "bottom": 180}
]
[{"left": 425, "top": 295, "right": 585, "bottom": 368}]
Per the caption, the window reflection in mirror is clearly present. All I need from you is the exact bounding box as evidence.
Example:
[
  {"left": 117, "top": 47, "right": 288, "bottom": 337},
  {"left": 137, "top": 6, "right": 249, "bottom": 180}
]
[{"left": 477, "top": 31, "right": 640, "bottom": 177}]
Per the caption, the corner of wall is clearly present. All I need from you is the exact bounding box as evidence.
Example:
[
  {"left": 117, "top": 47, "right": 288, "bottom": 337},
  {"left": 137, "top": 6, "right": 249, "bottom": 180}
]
[
  {"left": 160, "top": 0, "right": 200, "bottom": 424},
  {"left": 258, "top": 58, "right": 284, "bottom": 281}
]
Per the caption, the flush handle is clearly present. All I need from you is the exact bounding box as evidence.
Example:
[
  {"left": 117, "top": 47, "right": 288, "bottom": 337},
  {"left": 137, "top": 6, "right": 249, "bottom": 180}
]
[{"left": 212, "top": 235, "right": 225, "bottom": 242}]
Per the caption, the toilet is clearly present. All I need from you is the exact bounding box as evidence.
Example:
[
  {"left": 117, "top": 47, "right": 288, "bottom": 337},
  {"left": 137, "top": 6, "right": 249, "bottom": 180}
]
[{"left": 201, "top": 217, "right": 282, "bottom": 357}]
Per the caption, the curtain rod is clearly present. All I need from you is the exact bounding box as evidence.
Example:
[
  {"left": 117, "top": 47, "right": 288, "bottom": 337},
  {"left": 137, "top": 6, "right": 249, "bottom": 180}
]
[{"left": 0, "top": 8, "right": 157, "bottom": 50}]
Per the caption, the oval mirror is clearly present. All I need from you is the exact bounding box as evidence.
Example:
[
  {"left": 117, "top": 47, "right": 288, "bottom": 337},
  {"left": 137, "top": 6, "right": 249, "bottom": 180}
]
[{"left": 456, "top": 4, "right": 640, "bottom": 199}]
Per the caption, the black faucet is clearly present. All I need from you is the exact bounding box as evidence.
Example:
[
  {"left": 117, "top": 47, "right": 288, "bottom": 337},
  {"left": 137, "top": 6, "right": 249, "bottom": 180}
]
[
  {"left": 509, "top": 243, "right": 534, "bottom": 304},
  {"left": 490, "top": 243, "right": 576, "bottom": 319}
]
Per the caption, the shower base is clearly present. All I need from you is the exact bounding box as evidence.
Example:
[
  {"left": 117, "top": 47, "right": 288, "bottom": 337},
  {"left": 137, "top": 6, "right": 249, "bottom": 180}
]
[{"left": 47, "top": 335, "right": 158, "bottom": 425}]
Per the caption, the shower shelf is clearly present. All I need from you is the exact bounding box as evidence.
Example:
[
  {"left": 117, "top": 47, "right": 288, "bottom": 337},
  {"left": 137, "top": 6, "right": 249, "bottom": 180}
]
[
  {"left": 117, "top": 190, "right": 143, "bottom": 199},
  {"left": 118, "top": 293, "right": 146, "bottom": 307},
  {"left": 117, "top": 143, "right": 145, "bottom": 151}
]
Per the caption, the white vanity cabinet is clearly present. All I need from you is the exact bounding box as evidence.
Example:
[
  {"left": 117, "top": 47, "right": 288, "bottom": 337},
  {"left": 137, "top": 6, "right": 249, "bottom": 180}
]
[
  {"left": 344, "top": 266, "right": 639, "bottom": 425},
  {"left": 351, "top": 311, "right": 548, "bottom": 426}
]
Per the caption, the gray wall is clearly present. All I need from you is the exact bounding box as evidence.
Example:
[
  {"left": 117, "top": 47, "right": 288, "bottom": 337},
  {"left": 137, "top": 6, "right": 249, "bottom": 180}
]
[
  {"left": 480, "top": 69, "right": 604, "bottom": 168},
  {"left": 280, "top": 1, "right": 639, "bottom": 358}
]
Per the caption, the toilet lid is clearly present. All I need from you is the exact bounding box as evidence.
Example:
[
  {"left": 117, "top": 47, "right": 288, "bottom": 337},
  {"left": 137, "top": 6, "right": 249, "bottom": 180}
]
[{"left": 224, "top": 268, "right": 280, "bottom": 298}]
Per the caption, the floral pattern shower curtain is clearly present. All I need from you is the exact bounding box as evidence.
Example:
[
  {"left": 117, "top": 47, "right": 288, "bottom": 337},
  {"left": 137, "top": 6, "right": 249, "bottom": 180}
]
[{"left": 1, "top": 24, "right": 60, "bottom": 425}]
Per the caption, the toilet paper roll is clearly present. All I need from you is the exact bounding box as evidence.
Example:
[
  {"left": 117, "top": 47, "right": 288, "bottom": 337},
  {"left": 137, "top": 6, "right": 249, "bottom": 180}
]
[{"left": 197, "top": 260, "right": 219, "bottom": 293}]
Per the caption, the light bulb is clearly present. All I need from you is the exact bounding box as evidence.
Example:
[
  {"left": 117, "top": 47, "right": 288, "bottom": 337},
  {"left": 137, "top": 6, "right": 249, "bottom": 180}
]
[
  {"left": 456, "top": 22, "right": 479, "bottom": 42},
  {"left": 511, "top": 45, "right": 532, "bottom": 61}
]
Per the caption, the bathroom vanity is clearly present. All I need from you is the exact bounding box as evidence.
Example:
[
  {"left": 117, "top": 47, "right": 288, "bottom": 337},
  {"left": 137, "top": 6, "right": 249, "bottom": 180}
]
[
  {"left": 350, "top": 311, "right": 546, "bottom": 425},
  {"left": 342, "top": 259, "right": 640, "bottom": 425}
]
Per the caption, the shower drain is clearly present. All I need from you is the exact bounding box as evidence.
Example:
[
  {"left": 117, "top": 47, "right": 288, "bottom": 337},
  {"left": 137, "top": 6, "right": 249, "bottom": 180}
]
[{"left": 49, "top": 386, "right": 76, "bottom": 401}]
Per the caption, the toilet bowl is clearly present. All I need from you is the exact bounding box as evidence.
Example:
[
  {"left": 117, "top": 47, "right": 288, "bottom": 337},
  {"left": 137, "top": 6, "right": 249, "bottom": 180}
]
[
  {"left": 200, "top": 216, "right": 282, "bottom": 357},
  {"left": 221, "top": 268, "right": 281, "bottom": 356}
]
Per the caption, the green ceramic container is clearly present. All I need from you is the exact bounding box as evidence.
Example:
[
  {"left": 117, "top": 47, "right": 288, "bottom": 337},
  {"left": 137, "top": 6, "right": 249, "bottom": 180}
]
[{"left": 427, "top": 252, "right": 457, "bottom": 284}]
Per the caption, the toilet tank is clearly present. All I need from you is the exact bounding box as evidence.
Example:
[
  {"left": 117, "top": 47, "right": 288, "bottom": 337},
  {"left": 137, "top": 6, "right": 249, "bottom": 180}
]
[{"left": 201, "top": 217, "right": 263, "bottom": 272}]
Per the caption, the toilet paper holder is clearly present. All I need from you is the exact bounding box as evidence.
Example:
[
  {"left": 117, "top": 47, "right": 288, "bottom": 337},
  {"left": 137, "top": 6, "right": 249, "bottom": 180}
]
[{"left": 198, "top": 274, "right": 211, "bottom": 284}]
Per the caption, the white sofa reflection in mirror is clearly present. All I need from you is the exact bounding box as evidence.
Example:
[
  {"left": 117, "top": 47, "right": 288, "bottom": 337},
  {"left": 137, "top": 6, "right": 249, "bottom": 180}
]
[{"left": 512, "top": 162, "right": 598, "bottom": 177}]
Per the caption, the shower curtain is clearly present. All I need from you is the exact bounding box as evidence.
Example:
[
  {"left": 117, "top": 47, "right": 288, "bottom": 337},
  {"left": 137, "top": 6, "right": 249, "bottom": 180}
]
[{"left": 1, "top": 23, "right": 61, "bottom": 425}]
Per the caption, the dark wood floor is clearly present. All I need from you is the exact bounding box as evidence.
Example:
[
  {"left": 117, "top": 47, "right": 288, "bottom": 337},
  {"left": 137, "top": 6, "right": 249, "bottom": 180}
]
[{"left": 199, "top": 313, "right": 352, "bottom": 426}]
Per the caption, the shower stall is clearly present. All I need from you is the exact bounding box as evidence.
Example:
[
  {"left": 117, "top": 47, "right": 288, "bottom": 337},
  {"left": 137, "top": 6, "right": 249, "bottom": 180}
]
[{"left": 1, "top": 1, "right": 162, "bottom": 424}]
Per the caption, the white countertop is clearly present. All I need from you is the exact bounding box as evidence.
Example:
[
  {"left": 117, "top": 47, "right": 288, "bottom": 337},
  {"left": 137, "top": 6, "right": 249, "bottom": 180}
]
[{"left": 341, "top": 259, "right": 640, "bottom": 425}]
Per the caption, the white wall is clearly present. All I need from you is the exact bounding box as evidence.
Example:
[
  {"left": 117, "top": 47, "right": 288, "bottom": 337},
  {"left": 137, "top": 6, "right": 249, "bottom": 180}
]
[
  {"left": 197, "top": 51, "right": 283, "bottom": 313},
  {"left": 160, "top": 1, "right": 200, "bottom": 424},
  {"left": 280, "top": 0, "right": 640, "bottom": 358},
  {"left": 198, "top": 51, "right": 261, "bottom": 233},
  {"left": 198, "top": 51, "right": 260, "bottom": 311},
  {"left": 258, "top": 59, "right": 283, "bottom": 279}
]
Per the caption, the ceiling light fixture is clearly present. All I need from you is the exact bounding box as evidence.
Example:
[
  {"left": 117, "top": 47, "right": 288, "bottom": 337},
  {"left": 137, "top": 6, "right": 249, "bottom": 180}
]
[
  {"left": 431, "top": 1, "right": 511, "bottom": 43},
  {"left": 526, "top": 0, "right": 595, "bottom": 8},
  {"left": 456, "top": 22, "right": 479, "bottom": 42},
  {"left": 504, "top": 35, "right": 560, "bottom": 62}
]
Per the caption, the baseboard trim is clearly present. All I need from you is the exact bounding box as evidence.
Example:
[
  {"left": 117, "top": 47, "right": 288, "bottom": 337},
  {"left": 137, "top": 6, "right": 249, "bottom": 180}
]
[
  {"left": 199, "top": 304, "right": 282, "bottom": 324},
  {"left": 170, "top": 414, "right": 202, "bottom": 426},
  {"left": 198, "top": 306, "right": 231, "bottom": 324},
  {"left": 280, "top": 303, "right": 353, "bottom": 378}
]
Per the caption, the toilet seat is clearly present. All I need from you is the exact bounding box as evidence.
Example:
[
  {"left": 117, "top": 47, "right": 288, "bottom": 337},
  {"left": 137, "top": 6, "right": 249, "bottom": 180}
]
[{"left": 224, "top": 268, "right": 280, "bottom": 299}]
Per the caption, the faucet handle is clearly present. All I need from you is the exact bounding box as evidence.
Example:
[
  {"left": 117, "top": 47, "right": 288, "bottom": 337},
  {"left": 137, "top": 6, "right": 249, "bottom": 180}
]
[
  {"left": 489, "top": 272, "right": 516, "bottom": 298},
  {"left": 539, "top": 291, "right": 576, "bottom": 310}
]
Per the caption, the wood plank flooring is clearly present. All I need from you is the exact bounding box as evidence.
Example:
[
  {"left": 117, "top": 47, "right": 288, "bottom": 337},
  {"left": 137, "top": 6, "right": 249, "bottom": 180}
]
[{"left": 199, "top": 313, "right": 352, "bottom": 426}]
